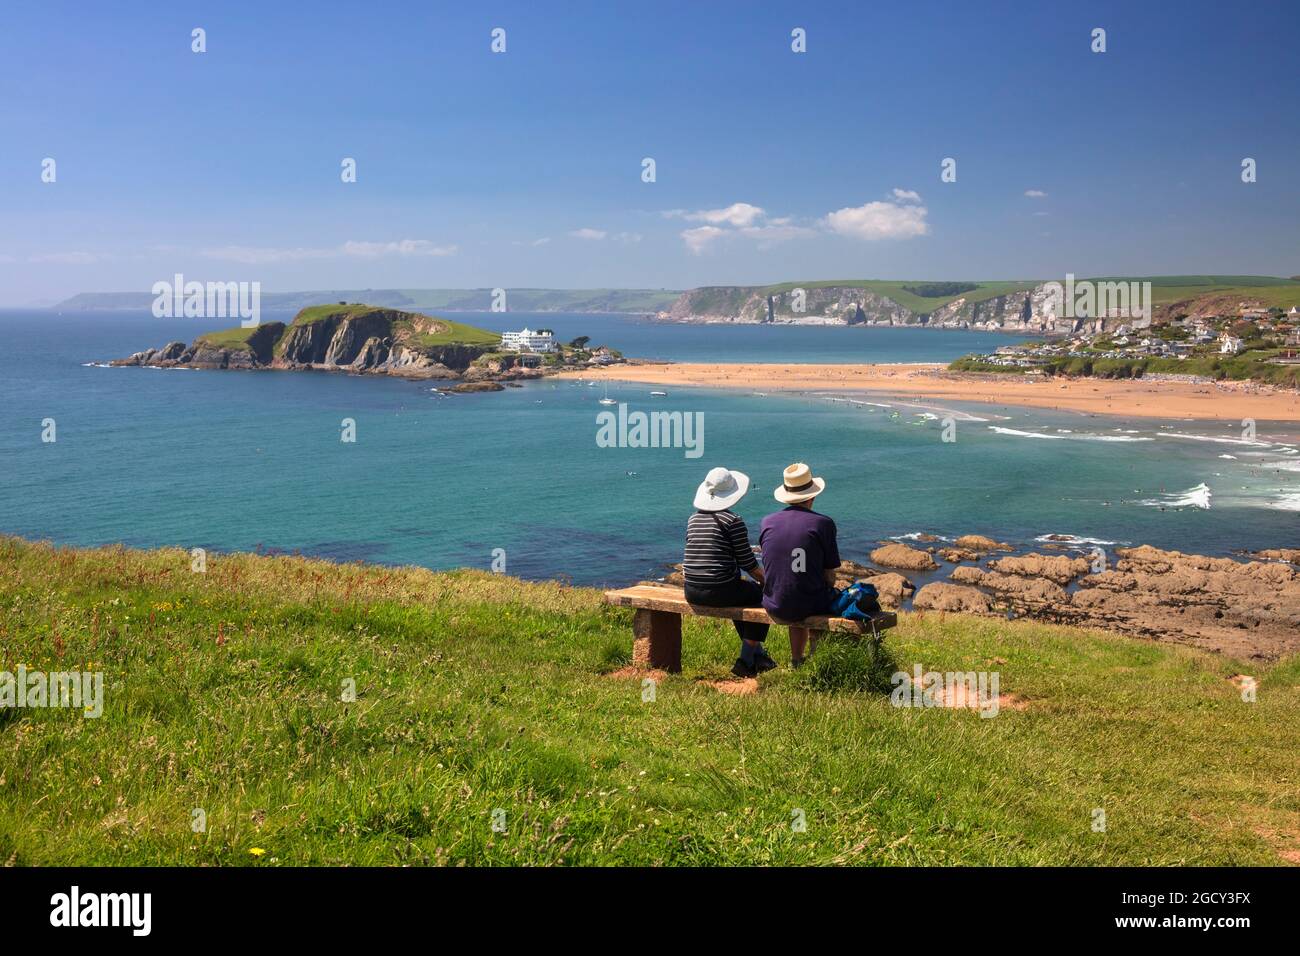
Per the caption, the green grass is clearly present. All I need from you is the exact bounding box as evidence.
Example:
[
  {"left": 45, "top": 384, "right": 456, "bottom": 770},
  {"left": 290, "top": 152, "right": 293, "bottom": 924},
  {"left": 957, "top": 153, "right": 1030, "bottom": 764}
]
[
  {"left": 1, "top": 537, "right": 1297, "bottom": 866},
  {"left": 402, "top": 317, "right": 500, "bottom": 348},
  {"left": 194, "top": 326, "right": 263, "bottom": 351},
  {"left": 950, "top": 351, "right": 1300, "bottom": 388}
]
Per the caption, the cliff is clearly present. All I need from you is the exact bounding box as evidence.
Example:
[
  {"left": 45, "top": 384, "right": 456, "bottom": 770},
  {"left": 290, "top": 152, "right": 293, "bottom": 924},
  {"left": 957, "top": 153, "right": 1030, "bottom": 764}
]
[
  {"left": 663, "top": 281, "right": 1100, "bottom": 334},
  {"left": 662, "top": 282, "right": 1153, "bottom": 334},
  {"left": 663, "top": 276, "right": 1300, "bottom": 333},
  {"left": 112, "top": 305, "right": 503, "bottom": 380}
]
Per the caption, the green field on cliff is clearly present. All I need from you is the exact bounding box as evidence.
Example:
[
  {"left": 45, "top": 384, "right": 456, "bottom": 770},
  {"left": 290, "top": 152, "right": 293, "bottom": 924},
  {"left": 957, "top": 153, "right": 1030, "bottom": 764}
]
[
  {"left": 1, "top": 537, "right": 1297, "bottom": 866},
  {"left": 194, "top": 306, "right": 502, "bottom": 354}
]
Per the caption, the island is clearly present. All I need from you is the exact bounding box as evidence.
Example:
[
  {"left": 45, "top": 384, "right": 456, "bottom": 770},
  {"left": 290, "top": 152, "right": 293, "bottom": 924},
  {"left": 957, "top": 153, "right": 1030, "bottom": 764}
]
[{"left": 110, "top": 303, "right": 626, "bottom": 390}]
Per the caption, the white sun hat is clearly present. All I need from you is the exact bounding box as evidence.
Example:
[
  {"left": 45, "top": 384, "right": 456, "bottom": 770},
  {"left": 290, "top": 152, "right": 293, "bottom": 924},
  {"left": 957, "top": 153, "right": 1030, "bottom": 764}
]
[
  {"left": 693, "top": 467, "right": 751, "bottom": 512},
  {"left": 772, "top": 462, "right": 826, "bottom": 504}
]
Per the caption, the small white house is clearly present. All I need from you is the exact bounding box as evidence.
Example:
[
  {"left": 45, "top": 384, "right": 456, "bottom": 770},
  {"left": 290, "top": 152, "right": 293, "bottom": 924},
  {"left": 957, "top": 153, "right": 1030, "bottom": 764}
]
[
  {"left": 500, "top": 327, "right": 556, "bottom": 353},
  {"left": 1219, "top": 333, "right": 1244, "bottom": 355}
]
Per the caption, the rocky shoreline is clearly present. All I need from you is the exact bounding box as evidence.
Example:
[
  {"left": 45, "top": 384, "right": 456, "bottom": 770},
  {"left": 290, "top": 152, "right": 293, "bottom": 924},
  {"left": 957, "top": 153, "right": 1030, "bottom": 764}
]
[{"left": 668, "top": 536, "right": 1300, "bottom": 660}]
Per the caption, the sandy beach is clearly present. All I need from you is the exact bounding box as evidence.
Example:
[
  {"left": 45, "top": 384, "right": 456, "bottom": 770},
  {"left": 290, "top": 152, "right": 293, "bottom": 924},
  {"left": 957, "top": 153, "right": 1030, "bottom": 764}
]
[{"left": 560, "top": 362, "right": 1300, "bottom": 423}]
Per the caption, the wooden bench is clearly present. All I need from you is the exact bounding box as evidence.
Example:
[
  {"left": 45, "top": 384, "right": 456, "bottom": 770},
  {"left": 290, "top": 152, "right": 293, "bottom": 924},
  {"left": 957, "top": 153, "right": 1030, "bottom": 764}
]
[{"left": 603, "top": 583, "right": 896, "bottom": 673}]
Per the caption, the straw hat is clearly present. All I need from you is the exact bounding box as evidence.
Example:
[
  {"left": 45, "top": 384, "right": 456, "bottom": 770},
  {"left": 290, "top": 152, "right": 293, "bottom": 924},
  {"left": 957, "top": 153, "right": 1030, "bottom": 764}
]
[
  {"left": 773, "top": 462, "right": 826, "bottom": 504},
  {"left": 693, "top": 467, "right": 751, "bottom": 511}
]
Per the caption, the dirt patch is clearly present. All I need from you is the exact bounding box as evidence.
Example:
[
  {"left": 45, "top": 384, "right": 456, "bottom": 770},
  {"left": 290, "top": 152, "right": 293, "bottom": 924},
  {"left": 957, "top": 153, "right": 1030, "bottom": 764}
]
[
  {"left": 930, "top": 684, "right": 1029, "bottom": 712},
  {"left": 703, "top": 678, "right": 759, "bottom": 696},
  {"left": 1252, "top": 824, "right": 1300, "bottom": 865}
]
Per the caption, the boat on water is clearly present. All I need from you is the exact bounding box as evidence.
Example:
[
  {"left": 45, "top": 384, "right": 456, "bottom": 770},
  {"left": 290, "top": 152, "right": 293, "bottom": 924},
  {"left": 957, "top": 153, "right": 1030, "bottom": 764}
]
[
  {"left": 650, "top": 390, "right": 667, "bottom": 397},
  {"left": 598, "top": 382, "right": 617, "bottom": 406}
]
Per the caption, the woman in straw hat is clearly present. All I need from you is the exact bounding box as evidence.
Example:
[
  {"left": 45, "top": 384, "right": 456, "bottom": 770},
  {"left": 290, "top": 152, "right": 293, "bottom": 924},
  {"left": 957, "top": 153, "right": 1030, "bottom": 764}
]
[{"left": 682, "top": 467, "right": 775, "bottom": 678}]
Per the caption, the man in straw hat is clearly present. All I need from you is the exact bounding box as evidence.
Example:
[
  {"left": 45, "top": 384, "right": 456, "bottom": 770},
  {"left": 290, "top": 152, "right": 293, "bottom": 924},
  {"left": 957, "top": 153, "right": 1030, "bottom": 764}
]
[
  {"left": 759, "top": 462, "right": 842, "bottom": 667},
  {"left": 682, "top": 466, "right": 774, "bottom": 678}
]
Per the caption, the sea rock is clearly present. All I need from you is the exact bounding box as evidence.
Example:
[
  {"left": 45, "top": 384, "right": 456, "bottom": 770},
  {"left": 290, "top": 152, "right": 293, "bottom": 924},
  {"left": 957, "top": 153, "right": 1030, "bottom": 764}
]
[
  {"left": 1250, "top": 549, "right": 1300, "bottom": 566},
  {"left": 869, "top": 543, "right": 938, "bottom": 571},
  {"left": 832, "top": 558, "right": 881, "bottom": 588},
  {"left": 446, "top": 381, "right": 505, "bottom": 393},
  {"left": 912, "top": 582, "right": 992, "bottom": 614},
  {"left": 987, "top": 553, "right": 1090, "bottom": 584},
  {"left": 938, "top": 547, "right": 982, "bottom": 563},
  {"left": 953, "top": 534, "right": 1012, "bottom": 552},
  {"left": 861, "top": 572, "right": 915, "bottom": 609}
]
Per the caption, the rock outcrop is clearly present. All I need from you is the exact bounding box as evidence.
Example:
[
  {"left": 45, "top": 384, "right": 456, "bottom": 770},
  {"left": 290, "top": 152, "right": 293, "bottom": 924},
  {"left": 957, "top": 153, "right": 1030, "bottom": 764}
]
[
  {"left": 869, "top": 543, "right": 939, "bottom": 572},
  {"left": 913, "top": 582, "right": 993, "bottom": 614},
  {"left": 111, "top": 306, "right": 501, "bottom": 382}
]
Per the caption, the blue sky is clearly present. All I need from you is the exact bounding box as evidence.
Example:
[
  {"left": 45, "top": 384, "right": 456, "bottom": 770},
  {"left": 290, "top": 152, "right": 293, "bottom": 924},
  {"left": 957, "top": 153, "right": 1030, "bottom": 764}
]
[{"left": 2, "top": 0, "right": 1298, "bottom": 303}]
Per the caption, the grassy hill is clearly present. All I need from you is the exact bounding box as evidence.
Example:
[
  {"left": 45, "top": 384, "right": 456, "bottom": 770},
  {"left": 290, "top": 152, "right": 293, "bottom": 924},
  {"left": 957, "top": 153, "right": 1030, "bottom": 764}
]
[{"left": 1, "top": 537, "right": 1296, "bottom": 866}]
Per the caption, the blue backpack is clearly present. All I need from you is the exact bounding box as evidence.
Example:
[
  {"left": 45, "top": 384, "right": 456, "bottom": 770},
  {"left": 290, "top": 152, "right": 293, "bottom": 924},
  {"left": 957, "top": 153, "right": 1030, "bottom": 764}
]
[{"left": 830, "top": 581, "right": 881, "bottom": 622}]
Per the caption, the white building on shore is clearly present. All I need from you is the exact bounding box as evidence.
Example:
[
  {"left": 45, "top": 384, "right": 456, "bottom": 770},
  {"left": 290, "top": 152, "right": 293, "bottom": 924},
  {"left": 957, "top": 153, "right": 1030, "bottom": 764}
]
[{"left": 500, "top": 327, "right": 556, "bottom": 353}]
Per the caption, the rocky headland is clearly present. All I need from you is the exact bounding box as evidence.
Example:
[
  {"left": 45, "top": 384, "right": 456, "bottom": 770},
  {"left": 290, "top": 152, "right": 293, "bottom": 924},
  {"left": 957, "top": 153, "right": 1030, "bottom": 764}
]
[{"left": 110, "top": 303, "right": 621, "bottom": 387}]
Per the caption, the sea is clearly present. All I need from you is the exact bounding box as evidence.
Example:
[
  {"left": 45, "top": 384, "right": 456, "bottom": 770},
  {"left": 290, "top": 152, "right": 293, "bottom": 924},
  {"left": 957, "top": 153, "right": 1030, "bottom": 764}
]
[{"left": 1, "top": 309, "right": 1297, "bottom": 587}]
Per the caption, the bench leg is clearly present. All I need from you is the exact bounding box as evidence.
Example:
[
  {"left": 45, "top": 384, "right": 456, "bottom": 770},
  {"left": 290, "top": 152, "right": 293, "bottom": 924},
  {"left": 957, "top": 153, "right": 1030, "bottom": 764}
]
[{"left": 632, "top": 609, "right": 682, "bottom": 674}]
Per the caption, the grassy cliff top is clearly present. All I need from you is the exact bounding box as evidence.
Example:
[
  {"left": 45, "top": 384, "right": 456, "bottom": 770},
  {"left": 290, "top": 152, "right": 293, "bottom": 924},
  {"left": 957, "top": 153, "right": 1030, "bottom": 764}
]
[
  {"left": 288, "top": 304, "right": 501, "bottom": 347},
  {"left": 192, "top": 305, "right": 502, "bottom": 354},
  {"left": 1, "top": 535, "right": 1296, "bottom": 866},
  {"left": 193, "top": 322, "right": 286, "bottom": 352},
  {"left": 194, "top": 327, "right": 263, "bottom": 350}
]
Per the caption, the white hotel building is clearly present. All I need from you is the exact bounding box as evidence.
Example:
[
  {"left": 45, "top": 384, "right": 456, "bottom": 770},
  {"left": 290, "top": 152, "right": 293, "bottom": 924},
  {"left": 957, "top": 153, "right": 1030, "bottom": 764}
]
[{"left": 500, "top": 327, "right": 557, "bottom": 352}]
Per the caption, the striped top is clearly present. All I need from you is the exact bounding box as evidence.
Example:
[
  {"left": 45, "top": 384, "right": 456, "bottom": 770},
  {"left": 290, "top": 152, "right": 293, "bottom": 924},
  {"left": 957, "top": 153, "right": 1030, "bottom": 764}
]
[{"left": 683, "top": 509, "right": 759, "bottom": 586}]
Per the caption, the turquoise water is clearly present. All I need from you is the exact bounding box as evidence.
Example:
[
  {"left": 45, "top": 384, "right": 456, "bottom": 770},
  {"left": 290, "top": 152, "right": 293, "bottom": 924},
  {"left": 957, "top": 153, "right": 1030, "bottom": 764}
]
[{"left": 1, "top": 310, "right": 1297, "bottom": 587}]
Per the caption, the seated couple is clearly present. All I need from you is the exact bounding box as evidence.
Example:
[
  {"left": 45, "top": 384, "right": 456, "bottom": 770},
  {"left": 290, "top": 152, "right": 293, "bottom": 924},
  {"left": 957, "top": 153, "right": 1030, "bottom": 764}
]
[{"left": 683, "top": 462, "right": 849, "bottom": 678}]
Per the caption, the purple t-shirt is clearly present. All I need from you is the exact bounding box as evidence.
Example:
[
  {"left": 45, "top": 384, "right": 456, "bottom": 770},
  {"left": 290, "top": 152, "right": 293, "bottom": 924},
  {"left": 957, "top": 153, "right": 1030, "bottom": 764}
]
[{"left": 759, "top": 506, "right": 841, "bottom": 620}]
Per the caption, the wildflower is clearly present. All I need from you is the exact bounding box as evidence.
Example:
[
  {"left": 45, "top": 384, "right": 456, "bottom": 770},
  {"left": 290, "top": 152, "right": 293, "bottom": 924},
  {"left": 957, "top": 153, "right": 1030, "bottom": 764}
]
[{"left": 249, "top": 847, "right": 266, "bottom": 857}]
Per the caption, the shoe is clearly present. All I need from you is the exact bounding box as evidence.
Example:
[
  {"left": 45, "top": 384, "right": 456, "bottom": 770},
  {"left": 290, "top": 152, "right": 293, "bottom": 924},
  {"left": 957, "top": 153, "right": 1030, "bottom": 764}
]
[
  {"left": 754, "top": 652, "right": 778, "bottom": 673},
  {"left": 731, "top": 658, "right": 757, "bottom": 678}
]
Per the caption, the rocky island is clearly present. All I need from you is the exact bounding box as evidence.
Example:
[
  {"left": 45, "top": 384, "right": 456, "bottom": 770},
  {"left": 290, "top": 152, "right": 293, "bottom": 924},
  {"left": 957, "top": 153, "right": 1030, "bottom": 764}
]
[{"left": 111, "top": 303, "right": 625, "bottom": 390}]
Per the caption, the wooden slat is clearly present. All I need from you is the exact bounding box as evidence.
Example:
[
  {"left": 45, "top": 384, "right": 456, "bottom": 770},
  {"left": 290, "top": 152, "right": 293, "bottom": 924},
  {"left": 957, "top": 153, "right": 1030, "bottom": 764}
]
[{"left": 603, "top": 583, "right": 896, "bottom": 634}]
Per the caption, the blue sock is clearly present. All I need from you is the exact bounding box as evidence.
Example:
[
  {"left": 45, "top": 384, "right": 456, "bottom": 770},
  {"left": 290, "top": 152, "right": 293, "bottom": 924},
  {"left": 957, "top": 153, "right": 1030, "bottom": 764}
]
[{"left": 740, "top": 640, "right": 758, "bottom": 665}]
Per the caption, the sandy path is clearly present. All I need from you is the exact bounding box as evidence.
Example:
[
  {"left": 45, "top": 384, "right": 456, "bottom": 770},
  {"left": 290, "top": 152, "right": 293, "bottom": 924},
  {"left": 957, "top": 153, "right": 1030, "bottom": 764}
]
[{"left": 558, "top": 363, "right": 1300, "bottom": 423}]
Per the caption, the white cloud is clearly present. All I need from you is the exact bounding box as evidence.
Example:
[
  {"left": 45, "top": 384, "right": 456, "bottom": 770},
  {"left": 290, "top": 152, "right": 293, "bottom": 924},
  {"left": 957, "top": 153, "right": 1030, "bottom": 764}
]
[
  {"left": 531, "top": 237, "right": 552, "bottom": 246},
  {"left": 681, "top": 225, "right": 726, "bottom": 254},
  {"left": 822, "top": 199, "right": 930, "bottom": 241},
  {"left": 203, "top": 240, "right": 457, "bottom": 264},
  {"left": 203, "top": 245, "right": 333, "bottom": 264},
  {"left": 667, "top": 202, "right": 766, "bottom": 228},
  {"left": 1024, "top": 189, "right": 1048, "bottom": 198},
  {"left": 892, "top": 188, "right": 922, "bottom": 203},
  {"left": 569, "top": 228, "right": 640, "bottom": 243},
  {"left": 341, "top": 239, "right": 457, "bottom": 258}
]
